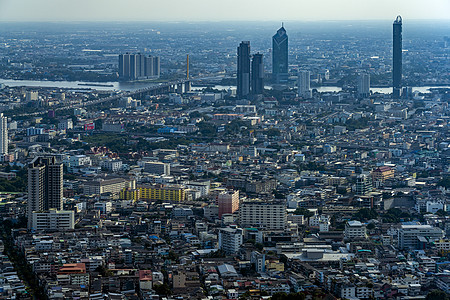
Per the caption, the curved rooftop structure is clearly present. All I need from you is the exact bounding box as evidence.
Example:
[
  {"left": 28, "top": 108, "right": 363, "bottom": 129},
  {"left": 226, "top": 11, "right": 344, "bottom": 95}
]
[{"left": 394, "top": 15, "right": 402, "bottom": 24}]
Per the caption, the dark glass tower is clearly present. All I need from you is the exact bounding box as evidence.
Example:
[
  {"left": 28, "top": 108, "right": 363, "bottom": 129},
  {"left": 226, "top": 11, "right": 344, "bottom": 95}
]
[
  {"left": 251, "top": 53, "right": 264, "bottom": 96},
  {"left": 237, "top": 41, "right": 251, "bottom": 99},
  {"left": 393, "top": 15, "right": 402, "bottom": 99},
  {"left": 272, "top": 25, "right": 288, "bottom": 82}
]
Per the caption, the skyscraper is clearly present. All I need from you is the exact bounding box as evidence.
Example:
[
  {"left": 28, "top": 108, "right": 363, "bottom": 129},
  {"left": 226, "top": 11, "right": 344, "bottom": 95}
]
[
  {"left": 358, "top": 73, "right": 370, "bottom": 98},
  {"left": 119, "top": 53, "right": 160, "bottom": 81},
  {"left": 393, "top": 15, "right": 402, "bottom": 99},
  {"left": 251, "top": 53, "right": 264, "bottom": 96},
  {"left": 272, "top": 25, "right": 288, "bottom": 83},
  {"left": 297, "top": 70, "right": 311, "bottom": 99},
  {"left": 237, "top": 41, "right": 251, "bottom": 99},
  {"left": 27, "top": 156, "right": 63, "bottom": 229},
  {"left": 0, "top": 113, "right": 7, "bottom": 155}
]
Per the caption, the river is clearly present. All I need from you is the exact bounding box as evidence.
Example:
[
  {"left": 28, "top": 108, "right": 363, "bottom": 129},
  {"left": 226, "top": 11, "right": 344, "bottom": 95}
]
[
  {"left": 0, "top": 79, "right": 157, "bottom": 92},
  {"left": 0, "top": 79, "right": 448, "bottom": 94}
]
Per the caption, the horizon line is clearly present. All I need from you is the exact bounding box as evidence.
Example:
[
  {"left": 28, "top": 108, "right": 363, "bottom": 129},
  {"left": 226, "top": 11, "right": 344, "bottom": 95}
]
[{"left": 1, "top": 18, "right": 450, "bottom": 23}]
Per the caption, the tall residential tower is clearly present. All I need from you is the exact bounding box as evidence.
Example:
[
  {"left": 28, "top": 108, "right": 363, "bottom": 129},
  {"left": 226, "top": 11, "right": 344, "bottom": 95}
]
[
  {"left": 27, "top": 156, "right": 63, "bottom": 229},
  {"left": 0, "top": 113, "right": 7, "bottom": 155},
  {"left": 393, "top": 15, "right": 402, "bottom": 99},
  {"left": 272, "top": 25, "right": 288, "bottom": 83},
  {"left": 298, "top": 70, "right": 312, "bottom": 99},
  {"left": 237, "top": 41, "right": 251, "bottom": 99},
  {"left": 251, "top": 53, "right": 264, "bottom": 96},
  {"left": 358, "top": 73, "right": 371, "bottom": 98},
  {"left": 119, "top": 53, "right": 160, "bottom": 81}
]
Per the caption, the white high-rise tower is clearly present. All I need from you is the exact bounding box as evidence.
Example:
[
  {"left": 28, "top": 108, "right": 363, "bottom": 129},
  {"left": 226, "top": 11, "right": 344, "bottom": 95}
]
[
  {"left": 0, "top": 113, "right": 8, "bottom": 155},
  {"left": 298, "top": 70, "right": 312, "bottom": 99},
  {"left": 358, "top": 73, "right": 370, "bottom": 98}
]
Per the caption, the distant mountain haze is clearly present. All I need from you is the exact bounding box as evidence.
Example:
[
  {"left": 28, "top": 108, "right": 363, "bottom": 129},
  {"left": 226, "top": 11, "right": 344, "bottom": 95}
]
[{"left": 0, "top": 0, "right": 449, "bottom": 22}]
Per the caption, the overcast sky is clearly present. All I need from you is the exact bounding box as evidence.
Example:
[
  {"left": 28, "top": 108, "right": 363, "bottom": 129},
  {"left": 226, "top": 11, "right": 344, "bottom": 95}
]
[{"left": 0, "top": 0, "right": 449, "bottom": 22}]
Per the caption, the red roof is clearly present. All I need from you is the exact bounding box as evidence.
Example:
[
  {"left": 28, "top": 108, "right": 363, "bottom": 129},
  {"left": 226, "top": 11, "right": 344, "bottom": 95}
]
[{"left": 139, "top": 270, "right": 153, "bottom": 281}]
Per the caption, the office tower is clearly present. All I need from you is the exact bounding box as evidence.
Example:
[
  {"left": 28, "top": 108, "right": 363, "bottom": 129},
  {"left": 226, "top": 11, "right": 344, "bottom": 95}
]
[
  {"left": 119, "top": 53, "right": 160, "bottom": 80},
  {"left": 218, "top": 190, "right": 239, "bottom": 218},
  {"left": 0, "top": 113, "right": 7, "bottom": 155},
  {"left": 393, "top": 15, "right": 402, "bottom": 98},
  {"left": 272, "top": 25, "right": 288, "bottom": 82},
  {"left": 27, "top": 156, "right": 63, "bottom": 229},
  {"left": 251, "top": 53, "right": 264, "bottom": 96},
  {"left": 357, "top": 73, "right": 370, "bottom": 98},
  {"left": 237, "top": 41, "right": 251, "bottom": 99},
  {"left": 297, "top": 70, "right": 312, "bottom": 98}
]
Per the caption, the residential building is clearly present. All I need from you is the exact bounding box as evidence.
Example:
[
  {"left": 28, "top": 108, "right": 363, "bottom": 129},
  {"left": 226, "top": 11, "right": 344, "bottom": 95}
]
[
  {"left": 218, "top": 226, "right": 243, "bottom": 255},
  {"left": 138, "top": 184, "right": 185, "bottom": 202},
  {"left": 0, "top": 113, "right": 7, "bottom": 155},
  {"left": 143, "top": 161, "right": 170, "bottom": 176},
  {"left": 251, "top": 53, "right": 264, "bottom": 95},
  {"left": 372, "top": 166, "right": 395, "bottom": 184},
  {"left": 398, "top": 225, "right": 444, "bottom": 250},
  {"left": 83, "top": 178, "right": 135, "bottom": 195},
  {"left": 239, "top": 200, "right": 286, "bottom": 230},
  {"left": 358, "top": 73, "right": 370, "bottom": 98},
  {"left": 218, "top": 190, "right": 239, "bottom": 218},
  {"left": 297, "top": 70, "right": 311, "bottom": 98},
  {"left": 31, "top": 209, "right": 74, "bottom": 231},
  {"left": 58, "top": 119, "right": 73, "bottom": 131},
  {"left": 100, "top": 159, "right": 123, "bottom": 172},
  {"left": 356, "top": 174, "right": 372, "bottom": 195},
  {"left": 345, "top": 221, "right": 367, "bottom": 240},
  {"left": 27, "top": 156, "right": 63, "bottom": 229},
  {"left": 119, "top": 53, "right": 160, "bottom": 80}
]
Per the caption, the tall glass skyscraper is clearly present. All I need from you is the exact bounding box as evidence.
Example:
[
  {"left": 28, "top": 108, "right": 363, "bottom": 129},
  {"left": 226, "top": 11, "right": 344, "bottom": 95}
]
[
  {"left": 272, "top": 25, "right": 288, "bottom": 83},
  {"left": 237, "top": 41, "right": 251, "bottom": 99},
  {"left": 393, "top": 15, "right": 402, "bottom": 99},
  {"left": 251, "top": 53, "right": 264, "bottom": 96}
]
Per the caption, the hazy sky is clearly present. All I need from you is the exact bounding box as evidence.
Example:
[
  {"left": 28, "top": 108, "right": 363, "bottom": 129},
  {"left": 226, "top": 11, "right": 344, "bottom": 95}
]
[{"left": 0, "top": 0, "right": 449, "bottom": 22}]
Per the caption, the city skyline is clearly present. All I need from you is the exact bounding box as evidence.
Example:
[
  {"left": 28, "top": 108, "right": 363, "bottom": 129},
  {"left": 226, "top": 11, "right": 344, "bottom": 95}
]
[
  {"left": 0, "top": 0, "right": 449, "bottom": 22},
  {"left": 0, "top": 0, "right": 450, "bottom": 297}
]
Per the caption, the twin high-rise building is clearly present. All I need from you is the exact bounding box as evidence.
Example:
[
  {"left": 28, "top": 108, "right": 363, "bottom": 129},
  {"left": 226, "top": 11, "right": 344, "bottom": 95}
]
[
  {"left": 237, "top": 42, "right": 264, "bottom": 99},
  {"left": 0, "top": 113, "right": 7, "bottom": 156},
  {"left": 118, "top": 53, "right": 160, "bottom": 81},
  {"left": 27, "top": 156, "right": 64, "bottom": 230},
  {"left": 251, "top": 53, "right": 264, "bottom": 95},
  {"left": 272, "top": 25, "right": 288, "bottom": 83},
  {"left": 297, "top": 70, "right": 312, "bottom": 99},
  {"left": 393, "top": 15, "right": 403, "bottom": 99}
]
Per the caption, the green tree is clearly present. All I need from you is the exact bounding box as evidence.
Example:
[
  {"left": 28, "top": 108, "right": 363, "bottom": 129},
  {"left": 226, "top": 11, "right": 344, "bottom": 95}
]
[
  {"left": 426, "top": 289, "right": 450, "bottom": 300},
  {"left": 294, "top": 207, "right": 314, "bottom": 218},
  {"left": 153, "top": 283, "right": 172, "bottom": 296},
  {"left": 353, "top": 208, "right": 378, "bottom": 222},
  {"left": 438, "top": 177, "right": 450, "bottom": 189}
]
